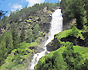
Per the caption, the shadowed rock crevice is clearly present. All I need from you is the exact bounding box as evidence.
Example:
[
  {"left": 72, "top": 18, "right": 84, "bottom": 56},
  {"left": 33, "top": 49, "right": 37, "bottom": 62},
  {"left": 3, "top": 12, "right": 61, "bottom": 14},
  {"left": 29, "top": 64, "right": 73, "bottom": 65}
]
[{"left": 61, "top": 35, "right": 88, "bottom": 47}]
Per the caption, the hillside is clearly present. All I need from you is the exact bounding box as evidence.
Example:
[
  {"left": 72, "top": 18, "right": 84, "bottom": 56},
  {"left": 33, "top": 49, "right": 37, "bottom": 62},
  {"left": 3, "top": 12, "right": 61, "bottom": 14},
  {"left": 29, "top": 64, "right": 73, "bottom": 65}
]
[
  {"left": 0, "top": 0, "right": 88, "bottom": 70},
  {"left": 35, "top": 0, "right": 88, "bottom": 70},
  {"left": 0, "top": 3, "right": 58, "bottom": 70}
]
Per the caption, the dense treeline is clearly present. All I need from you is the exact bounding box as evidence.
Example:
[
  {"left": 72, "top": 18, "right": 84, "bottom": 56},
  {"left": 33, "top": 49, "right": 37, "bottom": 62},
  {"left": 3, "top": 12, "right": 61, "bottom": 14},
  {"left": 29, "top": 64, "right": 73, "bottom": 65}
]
[
  {"left": 0, "top": 18, "right": 40, "bottom": 66},
  {"left": 0, "top": 31, "right": 13, "bottom": 65},
  {"left": 1, "top": 3, "right": 58, "bottom": 25},
  {"left": 60, "top": 0, "right": 88, "bottom": 29},
  {"left": 0, "top": 3, "right": 58, "bottom": 31},
  {"left": 0, "top": 2, "right": 58, "bottom": 67}
]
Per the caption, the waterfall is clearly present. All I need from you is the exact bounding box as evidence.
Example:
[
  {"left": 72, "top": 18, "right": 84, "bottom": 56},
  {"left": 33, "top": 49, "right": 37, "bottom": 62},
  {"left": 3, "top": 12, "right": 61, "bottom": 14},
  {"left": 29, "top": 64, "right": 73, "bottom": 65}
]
[
  {"left": 29, "top": 8, "right": 63, "bottom": 70},
  {"left": 45, "top": 9, "right": 63, "bottom": 46}
]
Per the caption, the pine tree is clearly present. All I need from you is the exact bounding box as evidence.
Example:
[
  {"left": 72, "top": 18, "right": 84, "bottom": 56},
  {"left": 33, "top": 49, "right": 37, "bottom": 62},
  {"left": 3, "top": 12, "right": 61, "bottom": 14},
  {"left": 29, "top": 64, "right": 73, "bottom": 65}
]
[
  {"left": 11, "top": 23, "right": 20, "bottom": 48},
  {"left": 20, "top": 27, "right": 25, "bottom": 42}
]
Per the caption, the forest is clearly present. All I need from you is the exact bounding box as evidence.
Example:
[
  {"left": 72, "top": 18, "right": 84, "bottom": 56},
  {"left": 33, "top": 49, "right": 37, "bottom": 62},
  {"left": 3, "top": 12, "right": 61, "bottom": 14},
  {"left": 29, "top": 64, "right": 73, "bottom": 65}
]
[
  {"left": 0, "top": 2, "right": 58, "bottom": 70},
  {"left": 0, "top": 0, "right": 88, "bottom": 70}
]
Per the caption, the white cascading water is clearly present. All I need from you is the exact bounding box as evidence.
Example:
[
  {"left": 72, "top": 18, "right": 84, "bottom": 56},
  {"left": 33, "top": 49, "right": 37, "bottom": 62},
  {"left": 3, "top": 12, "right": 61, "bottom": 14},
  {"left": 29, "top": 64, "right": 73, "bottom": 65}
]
[
  {"left": 29, "top": 8, "right": 63, "bottom": 70},
  {"left": 45, "top": 9, "right": 63, "bottom": 46}
]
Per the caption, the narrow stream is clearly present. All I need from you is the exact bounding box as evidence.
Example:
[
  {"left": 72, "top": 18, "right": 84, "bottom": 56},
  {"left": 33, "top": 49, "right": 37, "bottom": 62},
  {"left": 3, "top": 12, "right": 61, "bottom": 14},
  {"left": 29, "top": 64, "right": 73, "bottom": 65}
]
[{"left": 29, "top": 8, "right": 63, "bottom": 70}]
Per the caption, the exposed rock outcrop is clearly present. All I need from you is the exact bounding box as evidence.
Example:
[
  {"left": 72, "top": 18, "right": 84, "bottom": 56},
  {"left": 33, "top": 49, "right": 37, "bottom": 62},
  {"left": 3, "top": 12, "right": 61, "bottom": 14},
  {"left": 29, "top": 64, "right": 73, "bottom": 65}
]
[{"left": 46, "top": 37, "right": 60, "bottom": 51}]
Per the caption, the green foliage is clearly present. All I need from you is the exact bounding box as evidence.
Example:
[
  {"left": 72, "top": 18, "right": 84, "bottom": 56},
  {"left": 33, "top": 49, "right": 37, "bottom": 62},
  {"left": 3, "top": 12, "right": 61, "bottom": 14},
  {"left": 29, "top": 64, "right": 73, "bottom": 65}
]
[
  {"left": 35, "top": 46, "right": 66, "bottom": 70},
  {"left": 11, "top": 23, "right": 20, "bottom": 48},
  {"left": 35, "top": 42, "right": 88, "bottom": 70},
  {"left": 56, "top": 26, "right": 84, "bottom": 40},
  {"left": 60, "top": 0, "right": 84, "bottom": 29},
  {"left": 34, "top": 1, "right": 88, "bottom": 70},
  {"left": 27, "top": 20, "right": 32, "bottom": 23},
  {"left": 0, "top": 42, "right": 38, "bottom": 70},
  {"left": 20, "top": 27, "right": 25, "bottom": 42},
  {"left": 52, "top": 52, "right": 67, "bottom": 70},
  {"left": 81, "top": 59, "right": 88, "bottom": 69},
  {"left": 34, "top": 43, "right": 66, "bottom": 70},
  {"left": 26, "top": 28, "right": 33, "bottom": 43},
  {"left": 26, "top": 24, "right": 40, "bottom": 43},
  {"left": 62, "top": 42, "right": 82, "bottom": 70},
  {"left": 9, "top": 11, "right": 20, "bottom": 22},
  {"left": 61, "top": 0, "right": 84, "bottom": 19},
  {"left": 33, "top": 24, "right": 39, "bottom": 40},
  {"left": 0, "top": 31, "right": 13, "bottom": 65},
  {"left": 0, "top": 10, "right": 7, "bottom": 19},
  {"left": 8, "top": 3, "right": 58, "bottom": 22},
  {"left": 0, "top": 2, "right": 59, "bottom": 69}
]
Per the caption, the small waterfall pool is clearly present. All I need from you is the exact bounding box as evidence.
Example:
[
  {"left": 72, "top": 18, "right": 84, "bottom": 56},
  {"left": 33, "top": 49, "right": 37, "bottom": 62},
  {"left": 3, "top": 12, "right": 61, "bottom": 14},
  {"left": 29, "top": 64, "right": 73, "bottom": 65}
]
[{"left": 29, "top": 8, "right": 63, "bottom": 70}]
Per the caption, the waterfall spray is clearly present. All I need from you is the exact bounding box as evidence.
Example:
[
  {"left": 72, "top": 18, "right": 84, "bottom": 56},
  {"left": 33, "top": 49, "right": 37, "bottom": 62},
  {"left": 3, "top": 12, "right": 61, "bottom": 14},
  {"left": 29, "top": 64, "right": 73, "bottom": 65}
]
[{"left": 29, "top": 8, "right": 63, "bottom": 70}]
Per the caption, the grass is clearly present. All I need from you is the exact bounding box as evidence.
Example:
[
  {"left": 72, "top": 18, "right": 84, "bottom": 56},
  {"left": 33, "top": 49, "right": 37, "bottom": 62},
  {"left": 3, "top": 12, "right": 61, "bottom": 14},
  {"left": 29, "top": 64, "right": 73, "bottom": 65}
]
[
  {"left": 55, "top": 26, "right": 84, "bottom": 40},
  {"left": 0, "top": 42, "right": 39, "bottom": 70},
  {"left": 74, "top": 46, "right": 88, "bottom": 60},
  {"left": 35, "top": 43, "right": 88, "bottom": 70}
]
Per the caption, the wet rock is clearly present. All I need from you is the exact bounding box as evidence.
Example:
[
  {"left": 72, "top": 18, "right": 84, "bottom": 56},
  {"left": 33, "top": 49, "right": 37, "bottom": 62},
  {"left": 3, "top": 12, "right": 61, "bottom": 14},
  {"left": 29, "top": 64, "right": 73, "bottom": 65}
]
[
  {"left": 51, "top": 8, "right": 55, "bottom": 12},
  {"left": 46, "top": 38, "right": 60, "bottom": 51},
  {"left": 37, "top": 48, "right": 44, "bottom": 52},
  {"left": 45, "top": 51, "right": 49, "bottom": 55}
]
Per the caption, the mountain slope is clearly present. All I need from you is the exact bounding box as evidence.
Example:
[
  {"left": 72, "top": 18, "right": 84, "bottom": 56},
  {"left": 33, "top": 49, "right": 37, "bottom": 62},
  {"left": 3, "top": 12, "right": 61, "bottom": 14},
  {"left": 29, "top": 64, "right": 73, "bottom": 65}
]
[
  {"left": 35, "top": 0, "right": 88, "bottom": 70},
  {"left": 0, "top": 3, "right": 58, "bottom": 70}
]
